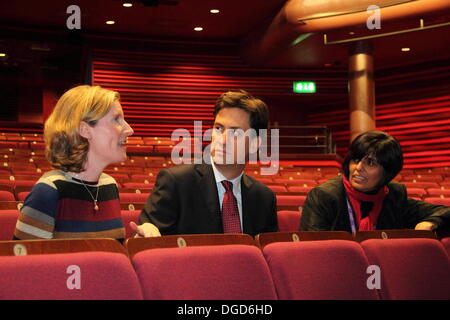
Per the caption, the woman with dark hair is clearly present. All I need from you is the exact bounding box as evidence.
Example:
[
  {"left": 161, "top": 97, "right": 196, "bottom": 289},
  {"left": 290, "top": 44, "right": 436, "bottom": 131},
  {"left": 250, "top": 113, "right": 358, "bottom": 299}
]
[
  {"left": 301, "top": 131, "right": 450, "bottom": 232},
  {"left": 14, "top": 85, "right": 134, "bottom": 241}
]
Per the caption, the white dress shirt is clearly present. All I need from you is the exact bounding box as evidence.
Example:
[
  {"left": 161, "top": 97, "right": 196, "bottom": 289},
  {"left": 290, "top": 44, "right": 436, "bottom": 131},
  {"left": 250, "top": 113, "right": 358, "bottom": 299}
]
[{"left": 211, "top": 159, "right": 243, "bottom": 230}]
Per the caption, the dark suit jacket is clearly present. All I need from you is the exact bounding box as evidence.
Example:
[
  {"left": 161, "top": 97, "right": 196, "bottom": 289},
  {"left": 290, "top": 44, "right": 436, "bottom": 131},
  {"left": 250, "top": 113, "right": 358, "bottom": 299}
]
[
  {"left": 139, "top": 164, "right": 278, "bottom": 236},
  {"left": 301, "top": 176, "right": 450, "bottom": 231}
]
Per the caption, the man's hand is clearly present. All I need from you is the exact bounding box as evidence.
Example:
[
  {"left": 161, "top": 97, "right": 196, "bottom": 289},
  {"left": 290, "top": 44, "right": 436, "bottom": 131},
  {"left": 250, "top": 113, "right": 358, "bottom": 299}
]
[
  {"left": 129, "top": 222, "right": 161, "bottom": 237},
  {"left": 414, "top": 221, "right": 437, "bottom": 231}
]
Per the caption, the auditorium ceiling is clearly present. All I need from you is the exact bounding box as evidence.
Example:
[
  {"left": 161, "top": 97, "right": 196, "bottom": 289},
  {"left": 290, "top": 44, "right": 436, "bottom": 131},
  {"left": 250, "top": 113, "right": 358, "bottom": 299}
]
[{"left": 0, "top": 0, "right": 449, "bottom": 69}]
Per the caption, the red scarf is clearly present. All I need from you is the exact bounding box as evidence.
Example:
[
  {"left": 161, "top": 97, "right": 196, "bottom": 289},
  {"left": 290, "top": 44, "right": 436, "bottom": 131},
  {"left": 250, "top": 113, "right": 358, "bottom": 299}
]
[{"left": 343, "top": 176, "right": 389, "bottom": 231}]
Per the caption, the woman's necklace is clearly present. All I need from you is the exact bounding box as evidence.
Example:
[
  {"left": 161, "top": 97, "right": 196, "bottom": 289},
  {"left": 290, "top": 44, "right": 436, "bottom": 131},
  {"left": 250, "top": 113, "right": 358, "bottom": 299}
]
[{"left": 75, "top": 174, "right": 100, "bottom": 211}]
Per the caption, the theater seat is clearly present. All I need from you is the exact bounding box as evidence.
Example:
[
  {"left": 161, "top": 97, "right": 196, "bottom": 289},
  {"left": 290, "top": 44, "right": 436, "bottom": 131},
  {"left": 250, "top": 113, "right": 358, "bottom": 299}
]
[
  {"left": 121, "top": 210, "right": 140, "bottom": 238},
  {"left": 132, "top": 245, "right": 277, "bottom": 300},
  {"left": 361, "top": 238, "right": 450, "bottom": 300},
  {"left": 0, "top": 251, "right": 143, "bottom": 299},
  {"left": 263, "top": 240, "right": 378, "bottom": 300},
  {"left": 353, "top": 229, "right": 436, "bottom": 242},
  {"left": 120, "top": 193, "right": 150, "bottom": 203},
  {"left": 0, "top": 210, "right": 18, "bottom": 240},
  {"left": 267, "top": 185, "right": 288, "bottom": 193},
  {"left": 0, "top": 190, "right": 15, "bottom": 201},
  {"left": 277, "top": 210, "right": 301, "bottom": 231},
  {"left": 423, "top": 197, "right": 450, "bottom": 206},
  {"left": 256, "top": 231, "right": 353, "bottom": 248},
  {"left": 276, "top": 195, "right": 306, "bottom": 211},
  {"left": 17, "top": 191, "right": 29, "bottom": 201},
  {"left": 442, "top": 237, "right": 450, "bottom": 257}
]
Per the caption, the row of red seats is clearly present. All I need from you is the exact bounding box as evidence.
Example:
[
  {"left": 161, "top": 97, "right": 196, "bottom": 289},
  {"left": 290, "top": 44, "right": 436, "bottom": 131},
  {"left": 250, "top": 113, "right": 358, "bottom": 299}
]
[
  {"left": 2, "top": 182, "right": 450, "bottom": 211},
  {"left": 0, "top": 234, "right": 449, "bottom": 299},
  {"left": 0, "top": 204, "right": 300, "bottom": 240}
]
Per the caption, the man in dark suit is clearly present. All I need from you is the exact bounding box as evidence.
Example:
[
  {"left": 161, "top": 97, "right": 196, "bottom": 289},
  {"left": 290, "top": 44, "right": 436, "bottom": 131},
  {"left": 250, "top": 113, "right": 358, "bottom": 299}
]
[{"left": 130, "top": 90, "right": 278, "bottom": 237}]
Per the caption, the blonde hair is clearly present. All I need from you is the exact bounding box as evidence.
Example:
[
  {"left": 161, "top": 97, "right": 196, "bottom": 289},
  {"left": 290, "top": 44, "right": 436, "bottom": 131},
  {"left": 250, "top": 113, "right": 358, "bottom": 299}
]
[{"left": 44, "top": 85, "right": 120, "bottom": 172}]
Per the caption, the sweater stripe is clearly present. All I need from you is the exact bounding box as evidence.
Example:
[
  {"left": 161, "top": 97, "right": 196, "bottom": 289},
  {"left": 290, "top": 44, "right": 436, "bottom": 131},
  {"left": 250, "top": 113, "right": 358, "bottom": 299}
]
[{"left": 14, "top": 170, "right": 125, "bottom": 240}]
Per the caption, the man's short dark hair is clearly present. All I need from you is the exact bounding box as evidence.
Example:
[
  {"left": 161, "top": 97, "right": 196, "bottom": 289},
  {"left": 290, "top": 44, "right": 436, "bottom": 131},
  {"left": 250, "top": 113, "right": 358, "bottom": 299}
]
[
  {"left": 343, "top": 130, "right": 403, "bottom": 186},
  {"left": 213, "top": 90, "right": 269, "bottom": 134}
]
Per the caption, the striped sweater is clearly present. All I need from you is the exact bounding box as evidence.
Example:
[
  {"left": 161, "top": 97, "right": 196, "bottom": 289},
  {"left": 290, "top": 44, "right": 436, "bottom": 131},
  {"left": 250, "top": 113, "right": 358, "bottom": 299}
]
[{"left": 14, "top": 170, "right": 125, "bottom": 241}]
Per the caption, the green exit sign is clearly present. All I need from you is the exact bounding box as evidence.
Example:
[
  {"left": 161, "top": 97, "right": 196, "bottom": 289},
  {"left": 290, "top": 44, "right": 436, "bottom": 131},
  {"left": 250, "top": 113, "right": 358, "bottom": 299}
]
[{"left": 293, "top": 81, "right": 316, "bottom": 93}]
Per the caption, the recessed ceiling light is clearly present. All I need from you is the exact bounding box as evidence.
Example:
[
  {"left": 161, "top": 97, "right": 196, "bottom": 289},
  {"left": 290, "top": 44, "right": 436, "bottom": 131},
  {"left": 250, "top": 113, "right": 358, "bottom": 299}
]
[
  {"left": 194, "top": 27, "right": 203, "bottom": 31},
  {"left": 401, "top": 47, "right": 410, "bottom": 52},
  {"left": 210, "top": 9, "right": 220, "bottom": 14},
  {"left": 123, "top": 3, "right": 133, "bottom": 7},
  {"left": 106, "top": 20, "right": 115, "bottom": 25}
]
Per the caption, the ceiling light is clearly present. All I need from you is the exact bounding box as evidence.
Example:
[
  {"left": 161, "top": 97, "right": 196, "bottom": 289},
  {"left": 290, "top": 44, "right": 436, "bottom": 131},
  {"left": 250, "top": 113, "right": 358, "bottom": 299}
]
[
  {"left": 123, "top": 3, "right": 133, "bottom": 7},
  {"left": 194, "top": 27, "right": 203, "bottom": 31},
  {"left": 106, "top": 20, "right": 115, "bottom": 25},
  {"left": 210, "top": 9, "right": 220, "bottom": 14},
  {"left": 0, "top": 53, "right": 6, "bottom": 57},
  {"left": 401, "top": 47, "right": 410, "bottom": 52}
]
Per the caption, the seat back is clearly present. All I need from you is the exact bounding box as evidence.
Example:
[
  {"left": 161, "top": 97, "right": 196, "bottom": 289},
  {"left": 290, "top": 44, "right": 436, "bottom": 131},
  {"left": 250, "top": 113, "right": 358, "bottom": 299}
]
[
  {"left": 126, "top": 233, "right": 256, "bottom": 259},
  {"left": 132, "top": 244, "right": 277, "bottom": 300},
  {"left": 263, "top": 240, "right": 378, "bottom": 300},
  {"left": 0, "top": 238, "right": 127, "bottom": 256},
  {"left": 121, "top": 210, "right": 141, "bottom": 238},
  {"left": 361, "top": 238, "right": 450, "bottom": 300},
  {"left": 442, "top": 237, "right": 450, "bottom": 257},
  {"left": 0, "top": 210, "right": 19, "bottom": 240},
  {"left": 0, "top": 190, "right": 15, "bottom": 201},
  {"left": 354, "top": 229, "right": 436, "bottom": 242},
  {"left": 277, "top": 210, "right": 301, "bottom": 232},
  {"left": 256, "top": 231, "right": 353, "bottom": 248},
  {"left": 423, "top": 197, "right": 450, "bottom": 206},
  {"left": 119, "top": 192, "right": 150, "bottom": 203},
  {"left": 0, "top": 251, "right": 143, "bottom": 299}
]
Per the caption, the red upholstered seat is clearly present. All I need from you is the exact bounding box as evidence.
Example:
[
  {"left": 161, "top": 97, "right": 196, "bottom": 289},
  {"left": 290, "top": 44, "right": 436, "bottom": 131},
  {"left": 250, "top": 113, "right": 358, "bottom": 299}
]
[
  {"left": 361, "top": 238, "right": 450, "bottom": 300},
  {"left": 401, "top": 174, "right": 443, "bottom": 182},
  {"left": 267, "top": 185, "right": 288, "bottom": 193},
  {"left": 273, "top": 178, "right": 318, "bottom": 186},
  {"left": 0, "top": 252, "right": 143, "bottom": 300},
  {"left": 406, "top": 187, "right": 427, "bottom": 199},
  {"left": 277, "top": 210, "right": 301, "bottom": 231},
  {"left": 0, "top": 179, "right": 35, "bottom": 188},
  {"left": 132, "top": 245, "right": 277, "bottom": 300},
  {"left": 263, "top": 240, "right": 378, "bottom": 300},
  {"left": 17, "top": 191, "right": 29, "bottom": 201},
  {"left": 0, "top": 190, "right": 15, "bottom": 201},
  {"left": 403, "top": 181, "right": 440, "bottom": 189},
  {"left": 441, "top": 237, "right": 450, "bottom": 257},
  {"left": 121, "top": 210, "right": 141, "bottom": 238},
  {"left": 120, "top": 193, "right": 150, "bottom": 203},
  {"left": 0, "top": 210, "right": 19, "bottom": 240},
  {"left": 286, "top": 186, "right": 313, "bottom": 194},
  {"left": 426, "top": 188, "right": 450, "bottom": 197},
  {"left": 276, "top": 195, "right": 306, "bottom": 206},
  {"left": 122, "top": 182, "right": 154, "bottom": 190},
  {"left": 423, "top": 197, "right": 450, "bottom": 206}
]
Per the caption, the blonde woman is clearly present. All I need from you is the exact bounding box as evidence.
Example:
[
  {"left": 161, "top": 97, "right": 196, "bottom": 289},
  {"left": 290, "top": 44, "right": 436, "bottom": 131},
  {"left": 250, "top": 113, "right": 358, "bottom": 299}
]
[{"left": 14, "top": 85, "right": 133, "bottom": 241}]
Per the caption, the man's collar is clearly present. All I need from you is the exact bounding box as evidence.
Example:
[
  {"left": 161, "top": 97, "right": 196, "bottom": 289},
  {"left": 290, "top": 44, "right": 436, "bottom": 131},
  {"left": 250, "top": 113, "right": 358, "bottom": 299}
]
[{"left": 211, "top": 157, "right": 243, "bottom": 185}]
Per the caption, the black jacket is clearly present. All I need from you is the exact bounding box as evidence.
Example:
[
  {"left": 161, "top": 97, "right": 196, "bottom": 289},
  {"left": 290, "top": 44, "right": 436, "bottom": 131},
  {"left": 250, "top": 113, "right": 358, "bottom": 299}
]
[
  {"left": 139, "top": 163, "right": 278, "bottom": 236},
  {"left": 301, "top": 176, "right": 450, "bottom": 231}
]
